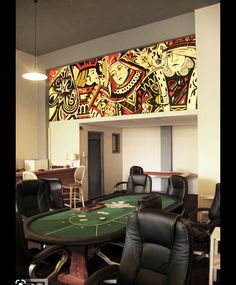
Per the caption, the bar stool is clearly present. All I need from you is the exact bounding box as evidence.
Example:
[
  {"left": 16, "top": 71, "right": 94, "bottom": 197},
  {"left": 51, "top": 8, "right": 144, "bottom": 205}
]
[
  {"left": 62, "top": 166, "right": 86, "bottom": 208},
  {"left": 22, "top": 171, "right": 38, "bottom": 180}
]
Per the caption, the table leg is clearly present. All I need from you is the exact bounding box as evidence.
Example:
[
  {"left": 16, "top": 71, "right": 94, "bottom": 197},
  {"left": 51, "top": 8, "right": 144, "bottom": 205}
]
[
  {"left": 70, "top": 187, "right": 73, "bottom": 208},
  {"left": 209, "top": 234, "right": 214, "bottom": 285},
  {"left": 57, "top": 247, "right": 88, "bottom": 285}
]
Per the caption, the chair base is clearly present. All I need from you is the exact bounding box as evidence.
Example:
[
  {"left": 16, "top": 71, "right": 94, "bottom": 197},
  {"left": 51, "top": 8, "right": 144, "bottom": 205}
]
[{"left": 193, "top": 251, "right": 209, "bottom": 265}]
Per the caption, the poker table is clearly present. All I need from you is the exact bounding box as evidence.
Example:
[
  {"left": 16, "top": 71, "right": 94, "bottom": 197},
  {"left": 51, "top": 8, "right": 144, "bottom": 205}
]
[
  {"left": 24, "top": 192, "right": 181, "bottom": 246},
  {"left": 23, "top": 192, "right": 182, "bottom": 285}
]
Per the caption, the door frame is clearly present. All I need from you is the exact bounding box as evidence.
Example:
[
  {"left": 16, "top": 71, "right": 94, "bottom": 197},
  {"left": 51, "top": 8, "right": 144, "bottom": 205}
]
[{"left": 88, "top": 131, "right": 104, "bottom": 199}]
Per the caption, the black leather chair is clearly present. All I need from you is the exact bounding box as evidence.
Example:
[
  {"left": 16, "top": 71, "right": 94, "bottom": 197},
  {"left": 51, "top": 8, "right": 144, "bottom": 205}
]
[
  {"left": 95, "top": 193, "right": 162, "bottom": 266},
  {"left": 86, "top": 208, "right": 193, "bottom": 285},
  {"left": 115, "top": 174, "right": 152, "bottom": 194},
  {"left": 166, "top": 175, "right": 188, "bottom": 215},
  {"left": 114, "top": 165, "right": 144, "bottom": 192},
  {"left": 39, "top": 177, "right": 67, "bottom": 210},
  {"left": 187, "top": 183, "right": 220, "bottom": 263},
  {"left": 16, "top": 180, "right": 50, "bottom": 218},
  {"left": 16, "top": 209, "right": 70, "bottom": 280},
  {"left": 126, "top": 174, "right": 152, "bottom": 194}
]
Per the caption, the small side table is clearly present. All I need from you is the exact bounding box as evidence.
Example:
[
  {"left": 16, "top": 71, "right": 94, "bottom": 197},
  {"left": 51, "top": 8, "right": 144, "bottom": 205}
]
[{"left": 209, "top": 227, "right": 220, "bottom": 285}]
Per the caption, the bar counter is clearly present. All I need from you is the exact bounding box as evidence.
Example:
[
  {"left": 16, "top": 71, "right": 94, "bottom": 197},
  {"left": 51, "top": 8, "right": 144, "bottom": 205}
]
[{"left": 16, "top": 167, "right": 76, "bottom": 184}]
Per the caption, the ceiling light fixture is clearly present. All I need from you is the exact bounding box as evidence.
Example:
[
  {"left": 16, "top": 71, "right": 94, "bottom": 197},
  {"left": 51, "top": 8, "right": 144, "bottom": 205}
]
[{"left": 22, "top": 0, "right": 47, "bottom": 81}]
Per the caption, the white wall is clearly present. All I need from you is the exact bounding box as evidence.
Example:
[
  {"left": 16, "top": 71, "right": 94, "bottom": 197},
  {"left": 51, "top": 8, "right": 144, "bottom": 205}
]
[
  {"left": 123, "top": 125, "right": 198, "bottom": 193},
  {"left": 48, "top": 120, "right": 80, "bottom": 166},
  {"left": 172, "top": 125, "right": 198, "bottom": 194},
  {"left": 195, "top": 4, "right": 220, "bottom": 196},
  {"left": 16, "top": 50, "right": 38, "bottom": 168},
  {"left": 122, "top": 127, "right": 162, "bottom": 191},
  {"left": 122, "top": 127, "right": 161, "bottom": 177}
]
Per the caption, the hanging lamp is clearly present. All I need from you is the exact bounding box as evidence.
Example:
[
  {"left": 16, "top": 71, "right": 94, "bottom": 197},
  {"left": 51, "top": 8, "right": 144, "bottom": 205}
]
[{"left": 22, "top": 0, "right": 47, "bottom": 81}]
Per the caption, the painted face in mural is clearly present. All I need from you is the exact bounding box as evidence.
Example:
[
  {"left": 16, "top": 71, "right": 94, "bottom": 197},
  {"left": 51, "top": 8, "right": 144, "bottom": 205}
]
[
  {"left": 163, "top": 46, "right": 196, "bottom": 77},
  {"left": 166, "top": 52, "right": 186, "bottom": 73},
  {"left": 108, "top": 61, "right": 129, "bottom": 85},
  {"left": 86, "top": 68, "right": 100, "bottom": 85}
]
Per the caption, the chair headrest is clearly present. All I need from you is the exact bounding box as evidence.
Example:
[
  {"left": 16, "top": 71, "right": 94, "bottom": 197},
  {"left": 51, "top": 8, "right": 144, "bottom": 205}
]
[
  {"left": 130, "top": 166, "right": 143, "bottom": 175},
  {"left": 137, "top": 193, "right": 162, "bottom": 211},
  {"left": 17, "top": 180, "right": 41, "bottom": 196},
  {"left": 131, "top": 174, "right": 147, "bottom": 186},
  {"left": 138, "top": 208, "right": 179, "bottom": 248}
]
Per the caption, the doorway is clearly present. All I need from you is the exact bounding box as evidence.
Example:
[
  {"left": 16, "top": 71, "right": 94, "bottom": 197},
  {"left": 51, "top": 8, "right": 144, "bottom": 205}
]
[{"left": 88, "top": 132, "right": 104, "bottom": 200}]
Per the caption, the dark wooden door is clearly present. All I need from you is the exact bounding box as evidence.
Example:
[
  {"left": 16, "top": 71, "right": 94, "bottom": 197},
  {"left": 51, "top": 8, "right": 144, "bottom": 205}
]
[{"left": 88, "top": 132, "right": 104, "bottom": 200}]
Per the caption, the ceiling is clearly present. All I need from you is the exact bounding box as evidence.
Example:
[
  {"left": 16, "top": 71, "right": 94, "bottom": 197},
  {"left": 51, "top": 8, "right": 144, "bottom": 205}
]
[{"left": 16, "top": 0, "right": 220, "bottom": 56}]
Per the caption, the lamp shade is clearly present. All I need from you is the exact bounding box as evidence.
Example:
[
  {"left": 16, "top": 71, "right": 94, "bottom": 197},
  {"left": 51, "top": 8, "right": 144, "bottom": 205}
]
[{"left": 22, "top": 72, "right": 47, "bottom": 81}]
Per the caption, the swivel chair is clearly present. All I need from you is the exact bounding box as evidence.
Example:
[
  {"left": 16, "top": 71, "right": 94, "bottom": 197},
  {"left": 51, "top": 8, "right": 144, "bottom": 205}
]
[
  {"left": 85, "top": 208, "right": 193, "bottom": 285},
  {"left": 98, "top": 173, "right": 152, "bottom": 264},
  {"left": 166, "top": 175, "right": 188, "bottom": 215},
  {"left": 114, "top": 174, "right": 152, "bottom": 194},
  {"left": 114, "top": 165, "right": 144, "bottom": 192},
  {"left": 16, "top": 179, "right": 55, "bottom": 251},
  {"left": 187, "top": 183, "right": 220, "bottom": 263},
  {"left": 16, "top": 180, "right": 50, "bottom": 218},
  {"left": 39, "top": 177, "right": 67, "bottom": 210},
  {"left": 126, "top": 173, "right": 152, "bottom": 194},
  {"left": 16, "top": 209, "right": 70, "bottom": 281},
  {"left": 62, "top": 165, "right": 86, "bottom": 208},
  {"left": 95, "top": 193, "right": 162, "bottom": 266}
]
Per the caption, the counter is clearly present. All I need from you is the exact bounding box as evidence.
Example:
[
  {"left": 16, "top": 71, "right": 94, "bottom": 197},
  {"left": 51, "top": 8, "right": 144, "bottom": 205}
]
[{"left": 16, "top": 167, "right": 76, "bottom": 184}]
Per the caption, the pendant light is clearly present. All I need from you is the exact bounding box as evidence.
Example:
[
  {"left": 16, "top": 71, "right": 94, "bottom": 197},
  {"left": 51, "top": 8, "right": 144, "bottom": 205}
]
[{"left": 22, "top": 0, "right": 47, "bottom": 81}]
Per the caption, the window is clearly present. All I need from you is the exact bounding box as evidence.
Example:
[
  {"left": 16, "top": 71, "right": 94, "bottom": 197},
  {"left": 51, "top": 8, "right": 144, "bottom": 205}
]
[{"left": 112, "top": 133, "right": 120, "bottom": 153}]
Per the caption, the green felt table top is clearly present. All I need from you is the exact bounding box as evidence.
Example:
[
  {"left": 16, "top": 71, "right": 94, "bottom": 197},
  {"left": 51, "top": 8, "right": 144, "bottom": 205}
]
[{"left": 24, "top": 193, "right": 178, "bottom": 246}]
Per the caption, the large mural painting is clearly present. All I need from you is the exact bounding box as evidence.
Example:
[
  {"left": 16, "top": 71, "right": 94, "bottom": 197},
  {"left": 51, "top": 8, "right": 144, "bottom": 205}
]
[{"left": 48, "top": 35, "right": 197, "bottom": 121}]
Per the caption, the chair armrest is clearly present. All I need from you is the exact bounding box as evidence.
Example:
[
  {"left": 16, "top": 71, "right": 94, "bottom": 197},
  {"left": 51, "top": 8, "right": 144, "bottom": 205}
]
[
  {"left": 187, "top": 207, "right": 210, "bottom": 220},
  {"left": 96, "top": 242, "right": 124, "bottom": 265},
  {"left": 114, "top": 182, "right": 128, "bottom": 193},
  {"left": 30, "top": 245, "right": 69, "bottom": 279},
  {"left": 84, "top": 265, "right": 119, "bottom": 285}
]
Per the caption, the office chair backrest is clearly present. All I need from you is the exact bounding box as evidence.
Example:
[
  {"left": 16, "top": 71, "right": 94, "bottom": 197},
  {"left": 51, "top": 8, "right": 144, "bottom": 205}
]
[
  {"left": 137, "top": 193, "right": 162, "bottom": 211},
  {"left": 16, "top": 180, "right": 50, "bottom": 217},
  {"left": 22, "top": 171, "right": 38, "bottom": 180},
  {"left": 130, "top": 165, "right": 144, "bottom": 175},
  {"left": 39, "top": 178, "right": 65, "bottom": 209},
  {"left": 209, "top": 182, "right": 220, "bottom": 221},
  {"left": 118, "top": 209, "right": 193, "bottom": 285},
  {"left": 74, "top": 165, "right": 86, "bottom": 183},
  {"left": 16, "top": 210, "right": 34, "bottom": 278},
  {"left": 167, "top": 175, "right": 188, "bottom": 200},
  {"left": 126, "top": 174, "right": 152, "bottom": 194}
]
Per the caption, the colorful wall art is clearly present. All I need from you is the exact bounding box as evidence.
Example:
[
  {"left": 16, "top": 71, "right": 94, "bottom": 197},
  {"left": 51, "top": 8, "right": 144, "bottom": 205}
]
[{"left": 48, "top": 35, "right": 197, "bottom": 121}]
